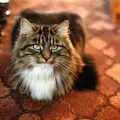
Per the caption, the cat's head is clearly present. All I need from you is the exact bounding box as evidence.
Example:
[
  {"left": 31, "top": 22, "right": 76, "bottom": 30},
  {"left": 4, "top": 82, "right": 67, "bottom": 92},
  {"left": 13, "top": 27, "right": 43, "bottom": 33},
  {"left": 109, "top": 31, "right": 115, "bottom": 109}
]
[
  {"left": 11, "top": 18, "right": 85, "bottom": 98},
  {"left": 12, "top": 18, "right": 85, "bottom": 76},
  {"left": 13, "top": 18, "right": 80, "bottom": 70}
]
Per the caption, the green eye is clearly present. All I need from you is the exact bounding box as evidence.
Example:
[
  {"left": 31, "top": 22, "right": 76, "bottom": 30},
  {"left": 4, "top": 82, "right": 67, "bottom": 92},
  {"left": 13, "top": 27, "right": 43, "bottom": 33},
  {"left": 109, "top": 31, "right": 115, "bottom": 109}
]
[
  {"left": 50, "top": 46, "right": 62, "bottom": 52},
  {"left": 33, "top": 45, "right": 43, "bottom": 50}
]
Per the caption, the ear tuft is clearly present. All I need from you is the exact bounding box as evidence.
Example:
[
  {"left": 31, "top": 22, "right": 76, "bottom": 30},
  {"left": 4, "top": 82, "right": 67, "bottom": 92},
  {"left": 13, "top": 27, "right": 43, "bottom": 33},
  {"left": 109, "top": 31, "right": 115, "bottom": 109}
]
[{"left": 19, "top": 18, "right": 34, "bottom": 35}]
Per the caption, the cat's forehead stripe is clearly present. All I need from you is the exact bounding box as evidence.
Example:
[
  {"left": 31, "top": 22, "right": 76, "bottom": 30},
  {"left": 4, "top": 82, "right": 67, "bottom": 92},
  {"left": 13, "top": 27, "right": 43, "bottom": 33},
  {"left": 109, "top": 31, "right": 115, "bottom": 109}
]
[
  {"left": 48, "top": 26, "right": 51, "bottom": 42},
  {"left": 37, "top": 25, "right": 54, "bottom": 44}
]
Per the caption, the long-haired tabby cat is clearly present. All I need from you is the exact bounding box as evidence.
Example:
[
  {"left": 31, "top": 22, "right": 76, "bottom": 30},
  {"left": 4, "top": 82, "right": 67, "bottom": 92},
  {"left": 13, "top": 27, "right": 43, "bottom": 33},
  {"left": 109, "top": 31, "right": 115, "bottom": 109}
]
[{"left": 10, "top": 9, "right": 98, "bottom": 101}]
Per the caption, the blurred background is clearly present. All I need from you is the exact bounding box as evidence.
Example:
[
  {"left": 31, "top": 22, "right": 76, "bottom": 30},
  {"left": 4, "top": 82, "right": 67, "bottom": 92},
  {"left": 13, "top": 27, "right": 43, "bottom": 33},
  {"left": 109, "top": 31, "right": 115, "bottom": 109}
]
[{"left": 0, "top": 0, "right": 120, "bottom": 120}]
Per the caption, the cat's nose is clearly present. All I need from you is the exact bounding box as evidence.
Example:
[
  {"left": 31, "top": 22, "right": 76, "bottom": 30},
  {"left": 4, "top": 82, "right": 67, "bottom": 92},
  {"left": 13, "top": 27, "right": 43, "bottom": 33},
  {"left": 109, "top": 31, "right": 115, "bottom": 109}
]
[{"left": 41, "top": 49, "right": 51, "bottom": 61}]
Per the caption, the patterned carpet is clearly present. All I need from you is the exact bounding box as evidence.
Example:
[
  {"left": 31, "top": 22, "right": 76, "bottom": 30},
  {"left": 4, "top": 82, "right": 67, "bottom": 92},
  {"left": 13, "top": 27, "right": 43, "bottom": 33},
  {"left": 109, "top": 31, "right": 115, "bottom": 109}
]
[{"left": 0, "top": 0, "right": 120, "bottom": 120}]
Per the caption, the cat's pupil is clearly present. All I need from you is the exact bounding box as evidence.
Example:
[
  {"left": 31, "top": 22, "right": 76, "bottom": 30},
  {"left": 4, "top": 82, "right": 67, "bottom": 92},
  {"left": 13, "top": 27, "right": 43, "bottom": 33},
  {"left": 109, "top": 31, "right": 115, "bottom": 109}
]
[
  {"left": 50, "top": 46, "right": 57, "bottom": 50},
  {"left": 33, "top": 45, "right": 41, "bottom": 50},
  {"left": 50, "top": 46, "right": 62, "bottom": 52}
]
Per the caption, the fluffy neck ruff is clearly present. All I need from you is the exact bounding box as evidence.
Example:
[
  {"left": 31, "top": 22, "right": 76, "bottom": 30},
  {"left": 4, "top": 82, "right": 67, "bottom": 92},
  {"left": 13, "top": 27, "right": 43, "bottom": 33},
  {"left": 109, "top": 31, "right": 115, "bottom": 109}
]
[{"left": 20, "top": 64, "right": 57, "bottom": 100}]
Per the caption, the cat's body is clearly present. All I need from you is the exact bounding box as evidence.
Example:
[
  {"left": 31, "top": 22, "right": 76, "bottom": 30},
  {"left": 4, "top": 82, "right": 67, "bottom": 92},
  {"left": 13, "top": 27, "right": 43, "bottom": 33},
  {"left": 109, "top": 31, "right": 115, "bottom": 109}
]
[{"left": 10, "top": 9, "right": 98, "bottom": 101}]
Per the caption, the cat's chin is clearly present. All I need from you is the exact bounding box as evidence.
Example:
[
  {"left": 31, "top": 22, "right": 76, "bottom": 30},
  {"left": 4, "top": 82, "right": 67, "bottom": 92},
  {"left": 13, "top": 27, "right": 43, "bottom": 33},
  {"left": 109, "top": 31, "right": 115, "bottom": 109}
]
[{"left": 20, "top": 63, "right": 58, "bottom": 101}]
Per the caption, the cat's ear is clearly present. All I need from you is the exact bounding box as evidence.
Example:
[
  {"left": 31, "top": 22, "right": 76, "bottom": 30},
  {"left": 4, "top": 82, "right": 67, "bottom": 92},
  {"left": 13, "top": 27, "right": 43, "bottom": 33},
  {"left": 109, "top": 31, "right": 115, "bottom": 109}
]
[
  {"left": 19, "top": 18, "right": 34, "bottom": 35},
  {"left": 57, "top": 20, "right": 69, "bottom": 36},
  {"left": 52, "top": 20, "right": 69, "bottom": 36}
]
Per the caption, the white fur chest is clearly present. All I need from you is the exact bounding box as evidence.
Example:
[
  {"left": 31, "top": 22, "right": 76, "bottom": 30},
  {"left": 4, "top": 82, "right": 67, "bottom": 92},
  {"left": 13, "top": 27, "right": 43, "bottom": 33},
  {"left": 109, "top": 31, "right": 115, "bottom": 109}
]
[{"left": 20, "top": 64, "right": 57, "bottom": 100}]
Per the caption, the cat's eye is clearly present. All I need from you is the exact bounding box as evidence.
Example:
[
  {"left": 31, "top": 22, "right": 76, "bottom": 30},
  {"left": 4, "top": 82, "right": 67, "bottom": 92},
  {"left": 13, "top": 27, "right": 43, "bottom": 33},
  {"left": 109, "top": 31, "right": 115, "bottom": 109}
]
[
  {"left": 50, "top": 45, "right": 62, "bottom": 52},
  {"left": 33, "top": 44, "right": 43, "bottom": 50}
]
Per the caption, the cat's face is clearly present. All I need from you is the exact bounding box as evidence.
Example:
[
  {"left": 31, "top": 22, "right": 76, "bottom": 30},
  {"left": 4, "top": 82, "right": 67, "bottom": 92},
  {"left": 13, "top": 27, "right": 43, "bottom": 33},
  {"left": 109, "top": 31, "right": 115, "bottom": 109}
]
[{"left": 13, "top": 18, "right": 73, "bottom": 72}]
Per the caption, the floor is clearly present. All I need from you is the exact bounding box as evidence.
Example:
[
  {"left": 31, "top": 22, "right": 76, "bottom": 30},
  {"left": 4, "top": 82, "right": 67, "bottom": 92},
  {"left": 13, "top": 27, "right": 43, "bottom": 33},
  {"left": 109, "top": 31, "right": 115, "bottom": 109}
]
[{"left": 0, "top": 0, "right": 120, "bottom": 120}]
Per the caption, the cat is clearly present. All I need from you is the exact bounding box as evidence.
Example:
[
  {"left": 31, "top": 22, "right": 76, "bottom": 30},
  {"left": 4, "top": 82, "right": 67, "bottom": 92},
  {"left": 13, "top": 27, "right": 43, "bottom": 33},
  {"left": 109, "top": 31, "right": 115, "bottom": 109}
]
[{"left": 10, "top": 9, "right": 98, "bottom": 101}]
